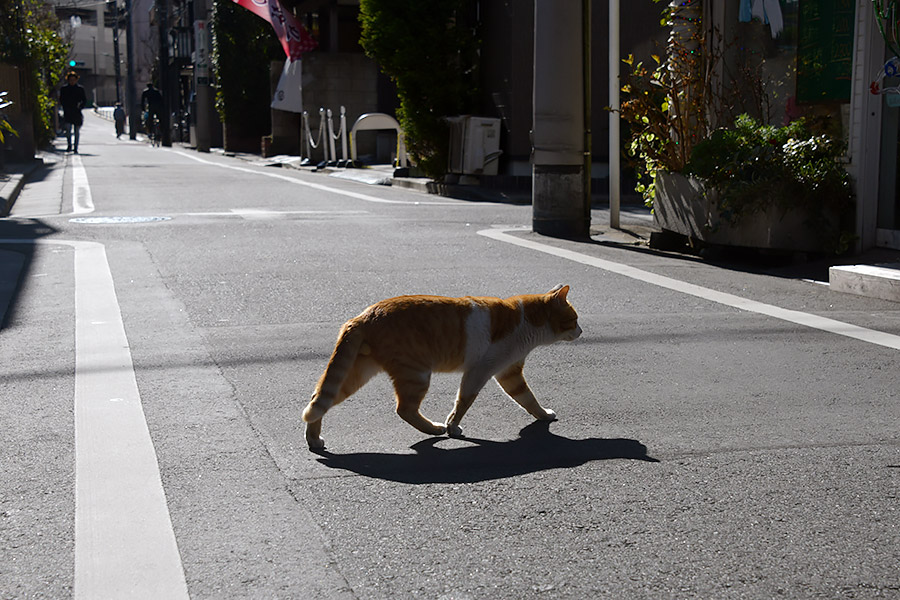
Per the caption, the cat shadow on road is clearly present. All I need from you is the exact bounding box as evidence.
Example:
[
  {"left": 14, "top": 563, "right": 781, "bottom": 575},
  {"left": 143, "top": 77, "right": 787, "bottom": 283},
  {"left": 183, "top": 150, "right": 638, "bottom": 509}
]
[{"left": 313, "top": 421, "right": 658, "bottom": 484}]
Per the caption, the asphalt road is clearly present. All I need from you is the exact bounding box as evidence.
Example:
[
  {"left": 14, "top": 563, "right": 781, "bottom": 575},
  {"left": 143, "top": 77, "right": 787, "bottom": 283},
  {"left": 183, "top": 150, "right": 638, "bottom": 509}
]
[{"left": 1, "top": 112, "right": 898, "bottom": 599}]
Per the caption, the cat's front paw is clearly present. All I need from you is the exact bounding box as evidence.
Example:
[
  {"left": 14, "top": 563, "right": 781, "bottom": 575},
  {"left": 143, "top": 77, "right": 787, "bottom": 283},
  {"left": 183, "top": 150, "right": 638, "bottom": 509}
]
[
  {"left": 537, "top": 408, "right": 557, "bottom": 421},
  {"left": 306, "top": 436, "right": 326, "bottom": 450},
  {"left": 446, "top": 423, "right": 464, "bottom": 438}
]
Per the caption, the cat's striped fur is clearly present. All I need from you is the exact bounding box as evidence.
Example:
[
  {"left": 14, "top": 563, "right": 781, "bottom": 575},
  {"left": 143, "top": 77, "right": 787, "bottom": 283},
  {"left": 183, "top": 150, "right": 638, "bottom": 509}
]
[{"left": 302, "top": 285, "right": 582, "bottom": 449}]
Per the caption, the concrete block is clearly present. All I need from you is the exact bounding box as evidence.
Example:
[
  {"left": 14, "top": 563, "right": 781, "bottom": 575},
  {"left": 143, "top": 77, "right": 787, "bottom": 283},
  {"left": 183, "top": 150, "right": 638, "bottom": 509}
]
[{"left": 829, "top": 263, "right": 900, "bottom": 303}]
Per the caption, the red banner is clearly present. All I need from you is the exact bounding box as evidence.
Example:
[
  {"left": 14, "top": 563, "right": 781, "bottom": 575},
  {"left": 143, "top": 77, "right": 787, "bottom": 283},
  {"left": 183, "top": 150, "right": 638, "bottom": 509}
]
[{"left": 232, "top": 0, "right": 317, "bottom": 59}]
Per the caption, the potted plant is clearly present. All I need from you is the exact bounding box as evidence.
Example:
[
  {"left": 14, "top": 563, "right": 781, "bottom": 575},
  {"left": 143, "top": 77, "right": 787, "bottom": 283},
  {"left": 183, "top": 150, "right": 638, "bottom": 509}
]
[
  {"left": 654, "top": 114, "right": 854, "bottom": 253},
  {"left": 619, "top": 0, "right": 716, "bottom": 207},
  {"left": 619, "top": 1, "right": 855, "bottom": 254}
]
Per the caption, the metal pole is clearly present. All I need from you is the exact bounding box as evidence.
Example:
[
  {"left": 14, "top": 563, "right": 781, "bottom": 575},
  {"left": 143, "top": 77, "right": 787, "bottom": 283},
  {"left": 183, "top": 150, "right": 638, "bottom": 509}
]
[
  {"left": 125, "top": 0, "right": 137, "bottom": 139},
  {"left": 319, "top": 108, "right": 328, "bottom": 162},
  {"left": 583, "top": 0, "right": 592, "bottom": 225},
  {"left": 326, "top": 108, "right": 337, "bottom": 164},
  {"left": 157, "top": 0, "right": 172, "bottom": 146},
  {"left": 340, "top": 106, "right": 348, "bottom": 162},
  {"left": 112, "top": 1, "right": 122, "bottom": 104},
  {"left": 92, "top": 35, "right": 97, "bottom": 96},
  {"left": 609, "top": 0, "right": 621, "bottom": 229},
  {"left": 302, "top": 111, "right": 310, "bottom": 161}
]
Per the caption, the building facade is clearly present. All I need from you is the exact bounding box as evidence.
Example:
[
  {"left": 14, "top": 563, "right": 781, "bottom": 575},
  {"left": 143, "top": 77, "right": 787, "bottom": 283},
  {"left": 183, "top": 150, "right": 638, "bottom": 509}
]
[
  {"left": 52, "top": 0, "right": 156, "bottom": 107},
  {"left": 849, "top": 0, "right": 899, "bottom": 251}
]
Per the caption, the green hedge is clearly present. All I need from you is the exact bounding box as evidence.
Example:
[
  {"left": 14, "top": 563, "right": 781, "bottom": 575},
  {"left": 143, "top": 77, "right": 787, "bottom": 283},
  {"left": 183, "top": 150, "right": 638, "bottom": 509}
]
[
  {"left": 359, "top": 0, "right": 479, "bottom": 178},
  {"left": 0, "top": 0, "right": 69, "bottom": 147},
  {"left": 211, "top": 0, "right": 281, "bottom": 145}
]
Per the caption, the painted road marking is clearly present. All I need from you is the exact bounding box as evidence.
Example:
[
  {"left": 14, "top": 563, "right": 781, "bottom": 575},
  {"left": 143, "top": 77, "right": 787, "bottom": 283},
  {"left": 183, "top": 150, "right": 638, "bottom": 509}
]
[
  {"left": 171, "top": 150, "right": 474, "bottom": 206},
  {"left": 176, "top": 209, "right": 369, "bottom": 218},
  {"left": 0, "top": 239, "right": 190, "bottom": 598},
  {"left": 479, "top": 227, "right": 900, "bottom": 351},
  {"left": 71, "top": 154, "right": 94, "bottom": 214},
  {"left": 227, "top": 208, "right": 368, "bottom": 220}
]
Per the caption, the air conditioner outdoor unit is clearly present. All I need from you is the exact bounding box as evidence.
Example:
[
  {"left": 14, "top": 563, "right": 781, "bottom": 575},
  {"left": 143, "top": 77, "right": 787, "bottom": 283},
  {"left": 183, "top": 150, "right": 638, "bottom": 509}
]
[{"left": 447, "top": 116, "right": 502, "bottom": 176}]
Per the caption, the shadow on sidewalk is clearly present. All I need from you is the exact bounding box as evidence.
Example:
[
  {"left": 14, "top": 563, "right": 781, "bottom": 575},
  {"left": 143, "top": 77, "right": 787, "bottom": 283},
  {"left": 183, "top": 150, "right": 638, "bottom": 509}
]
[
  {"left": 0, "top": 218, "right": 59, "bottom": 330},
  {"left": 312, "top": 420, "right": 658, "bottom": 484}
]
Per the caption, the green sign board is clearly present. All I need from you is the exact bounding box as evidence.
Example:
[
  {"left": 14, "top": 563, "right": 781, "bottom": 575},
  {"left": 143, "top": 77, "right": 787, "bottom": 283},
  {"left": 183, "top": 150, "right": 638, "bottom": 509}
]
[{"left": 796, "top": 0, "right": 856, "bottom": 103}]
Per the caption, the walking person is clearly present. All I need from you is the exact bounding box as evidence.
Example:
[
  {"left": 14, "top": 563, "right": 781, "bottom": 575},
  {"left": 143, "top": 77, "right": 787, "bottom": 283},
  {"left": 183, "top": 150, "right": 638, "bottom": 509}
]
[
  {"left": 59, "top": 71, "right": 87, "bottom": 153},
  {"left": 140, "top": 82, "right": 164, "bottom": 143},
  {"left": 113, "top": 102, "right": 126, "bottom": 138}
]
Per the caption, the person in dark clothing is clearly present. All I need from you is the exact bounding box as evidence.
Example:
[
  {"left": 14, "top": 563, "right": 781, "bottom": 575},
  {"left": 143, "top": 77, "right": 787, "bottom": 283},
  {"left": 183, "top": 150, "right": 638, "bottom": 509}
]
[
  {"left": 59, "top": 71, "right": 87, "bottom": 153},
  {"left": 140, "top": 82, "right": 164, "bottom": 134},
  {"left": 113, "top": 103, "right": 126, "bottom": 138}
]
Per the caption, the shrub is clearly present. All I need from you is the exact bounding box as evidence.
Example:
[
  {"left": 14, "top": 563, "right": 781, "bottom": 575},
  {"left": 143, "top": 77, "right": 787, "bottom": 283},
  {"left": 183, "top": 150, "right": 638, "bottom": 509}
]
[
  {"left": 359, "top": 0, "right": 479, "bottom": 178},
  {"left": 684, "top": 114, "right": 855, "bottom": 251},
  {"left": 211, "top": 0, "right": 281, "bottom": 140},
  {"left": 0, "top": 0, "right": 69, "bottom": 147}
]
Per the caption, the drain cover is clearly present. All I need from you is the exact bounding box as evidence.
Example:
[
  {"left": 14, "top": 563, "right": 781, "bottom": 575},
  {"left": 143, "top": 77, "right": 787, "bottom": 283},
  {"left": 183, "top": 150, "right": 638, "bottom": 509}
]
[{"left": 69, "top": 216, "right": 172, "bottom": 224}]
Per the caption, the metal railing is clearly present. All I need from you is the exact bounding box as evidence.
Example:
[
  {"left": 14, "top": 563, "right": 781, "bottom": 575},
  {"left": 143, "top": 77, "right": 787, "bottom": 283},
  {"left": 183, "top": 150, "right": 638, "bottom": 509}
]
[{"left": 302, "top": 106, "right": 349, "bottom": 166}]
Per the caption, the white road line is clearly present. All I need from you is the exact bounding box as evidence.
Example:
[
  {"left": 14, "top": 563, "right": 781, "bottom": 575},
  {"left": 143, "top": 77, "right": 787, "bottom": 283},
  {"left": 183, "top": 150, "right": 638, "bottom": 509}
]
[
  {"left": 178, "top": 209, "right": 369, "bottom": 217},
  {"left": 0, "top": 238, "right": 189, "bottom": 598},
  {"left": 170, "top": 150, "right": 469, "bottom": 206},
  {"left": 479, "top": 228, "right": 900, "bottom": 351},
  {"left": 71, "top": 154, "right": 94, "bottom": 214}
]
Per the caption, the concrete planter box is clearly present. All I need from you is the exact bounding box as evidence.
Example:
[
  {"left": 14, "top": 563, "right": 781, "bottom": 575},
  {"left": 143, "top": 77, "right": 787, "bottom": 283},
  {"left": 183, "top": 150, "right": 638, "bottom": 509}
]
[{"left": 653, "top": 171, "right": 831, "bottom": 253}]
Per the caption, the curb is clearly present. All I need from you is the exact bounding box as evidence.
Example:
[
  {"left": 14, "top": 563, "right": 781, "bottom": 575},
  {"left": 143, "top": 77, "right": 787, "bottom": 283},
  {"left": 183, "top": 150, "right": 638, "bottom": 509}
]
[
  {"left": 830, "top": 263, "right": 900, "bottom": 302},
  {"left": 0, "top": 160, "right": 42, "bottom": 217}
]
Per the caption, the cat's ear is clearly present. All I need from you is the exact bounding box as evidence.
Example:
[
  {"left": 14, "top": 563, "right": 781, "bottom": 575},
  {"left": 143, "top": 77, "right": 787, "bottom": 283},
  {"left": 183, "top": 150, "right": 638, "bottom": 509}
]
[{"left": 549, "top": 285, "right": 569, "bottom": 302}]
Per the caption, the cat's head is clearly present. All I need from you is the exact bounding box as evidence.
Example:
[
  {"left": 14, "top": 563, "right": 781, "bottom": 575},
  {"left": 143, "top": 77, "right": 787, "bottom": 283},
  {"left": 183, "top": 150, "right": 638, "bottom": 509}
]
[{"left": 547, "top": 285, "right": 582, "bottom": 342}]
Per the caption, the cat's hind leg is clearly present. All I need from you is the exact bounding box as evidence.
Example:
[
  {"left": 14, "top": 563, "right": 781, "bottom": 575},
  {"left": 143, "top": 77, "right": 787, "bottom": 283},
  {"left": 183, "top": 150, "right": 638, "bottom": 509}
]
[
  {"left": 495, "top": 362, "right": 557, "bottom": 421},
  {"left": 303, "top": 356, "right": 381, "bottom": 450},
  {"left": 389, "top": 367, "right": 447, "bottom": 436}
]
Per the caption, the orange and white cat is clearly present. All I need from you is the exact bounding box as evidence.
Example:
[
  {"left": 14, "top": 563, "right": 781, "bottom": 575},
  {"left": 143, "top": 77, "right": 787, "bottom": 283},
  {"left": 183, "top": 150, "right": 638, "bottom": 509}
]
[{"left": 301, "top": 285, "right": 582, "bottom": 449}]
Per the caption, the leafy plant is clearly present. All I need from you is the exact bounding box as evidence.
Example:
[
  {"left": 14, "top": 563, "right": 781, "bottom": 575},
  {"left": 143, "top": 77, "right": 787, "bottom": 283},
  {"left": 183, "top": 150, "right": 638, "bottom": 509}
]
[
  {"left": 618, "top": 0, "right": 718, "bottom": 206},
  {"left": 211, "top": 0, "right": 281, "bottom": 143},
  {"left": 619, "top": 53, "right": 683, "bottom": 205},
  {"left": 359, "top": 0, "right": 479, "bottom": 178},
  {"left": 684, "top": 114, "right": 854, "bottom": 251},
  {"left": 618, "top": 0, "right": 780, "bottom": 207},
  {"left": 0, "top": 0, "right": 70, "bottom": 147},
  {"left": 0, "top": 92, "right": 17, "bottom": 144}
]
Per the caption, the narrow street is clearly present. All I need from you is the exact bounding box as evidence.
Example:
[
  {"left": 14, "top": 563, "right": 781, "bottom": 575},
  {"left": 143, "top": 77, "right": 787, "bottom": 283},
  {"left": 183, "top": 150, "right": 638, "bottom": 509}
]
[{"left": 1, "top": 112, "right": 898, "bottom": 599}]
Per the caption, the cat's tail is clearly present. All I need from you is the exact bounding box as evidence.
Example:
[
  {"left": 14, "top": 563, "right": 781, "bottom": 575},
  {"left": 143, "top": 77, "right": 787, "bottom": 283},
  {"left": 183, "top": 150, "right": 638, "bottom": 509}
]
[{"left": 302, "top": 322, "right": 365, "bottom": 423}]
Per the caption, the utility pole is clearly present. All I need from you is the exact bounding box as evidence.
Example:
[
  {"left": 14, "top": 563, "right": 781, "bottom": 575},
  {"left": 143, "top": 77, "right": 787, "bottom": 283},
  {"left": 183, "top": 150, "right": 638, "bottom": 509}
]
[
  {"left": 125, "top": 0, "right": 138, "bottom": 139},
  {"left": 609, "top": 0, "right": 621, "bottom": 228},
  {"left": 192, "top": 0, "right": 212, "bottom": 152},
  {"left": 156, "top": 0, "right": 172, "bottom": 146},
  {"left": 111, "top": 0, "right": 122, "bottom": 104},
  {"left": 532, "top": 0, "right": 590, "bottom": 238}
]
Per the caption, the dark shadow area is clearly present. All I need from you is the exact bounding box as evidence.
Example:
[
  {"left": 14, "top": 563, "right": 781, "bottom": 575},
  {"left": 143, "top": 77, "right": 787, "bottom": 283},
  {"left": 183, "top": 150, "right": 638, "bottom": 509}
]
[
  {"left": 594, "top": 228, "right": 900, "bottom": 283},
  {"left": 1, "top": 318, "right": 812, "bottom": 381},
  {"left": 0, "top": 317, "right": 806, "bottom": 379},
  {"left": 0, "top": 217, "right": 59, "bottom": 330},
  {"left": 0, "top": 349, "right": 329, "bottom": 382},
  {"left": 313, "top": 420, "right": 658, "bottom": 484},
  {"left": 420, "top": 176, "right": 646, "bottom": 208}
]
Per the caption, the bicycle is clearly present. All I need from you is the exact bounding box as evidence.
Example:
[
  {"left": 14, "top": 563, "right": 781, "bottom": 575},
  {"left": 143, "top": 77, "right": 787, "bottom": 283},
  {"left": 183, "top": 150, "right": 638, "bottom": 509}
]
[{"left": 144, "top": 111, "right": 161, "bottom": 147}]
